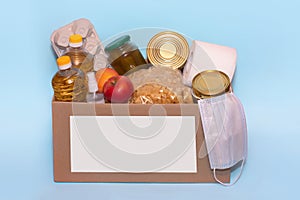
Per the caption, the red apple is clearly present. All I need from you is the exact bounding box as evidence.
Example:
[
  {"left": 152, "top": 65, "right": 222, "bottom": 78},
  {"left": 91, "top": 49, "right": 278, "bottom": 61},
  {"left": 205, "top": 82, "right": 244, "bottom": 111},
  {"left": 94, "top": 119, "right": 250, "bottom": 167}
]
[{"left": 103, "top": 76, "right": 134, "bottom": 103}]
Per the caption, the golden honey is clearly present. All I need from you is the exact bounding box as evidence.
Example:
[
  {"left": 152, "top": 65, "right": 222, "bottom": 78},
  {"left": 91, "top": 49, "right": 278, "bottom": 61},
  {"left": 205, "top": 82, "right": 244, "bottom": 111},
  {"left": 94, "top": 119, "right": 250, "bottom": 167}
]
[
  {"left": 105, "top": 35, "right": 146, "bottom": 75},
  {"left": 110, "top": 49, "right": 146, "bottom": 75}
]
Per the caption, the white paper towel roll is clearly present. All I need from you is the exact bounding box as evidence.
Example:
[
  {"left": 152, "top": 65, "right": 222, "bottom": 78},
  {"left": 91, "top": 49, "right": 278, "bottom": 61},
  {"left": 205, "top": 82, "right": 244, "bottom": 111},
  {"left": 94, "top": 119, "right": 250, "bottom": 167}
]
[{"left": 183, "top": 40, "right": 237, "bottom": 86}]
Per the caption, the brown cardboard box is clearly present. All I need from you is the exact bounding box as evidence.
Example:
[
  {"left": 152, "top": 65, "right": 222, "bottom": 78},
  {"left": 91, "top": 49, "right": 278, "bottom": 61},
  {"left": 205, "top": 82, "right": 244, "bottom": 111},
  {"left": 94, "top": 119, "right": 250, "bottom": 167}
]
[{"left": 52, "top": 101, "right": 230, "bottom": 182}]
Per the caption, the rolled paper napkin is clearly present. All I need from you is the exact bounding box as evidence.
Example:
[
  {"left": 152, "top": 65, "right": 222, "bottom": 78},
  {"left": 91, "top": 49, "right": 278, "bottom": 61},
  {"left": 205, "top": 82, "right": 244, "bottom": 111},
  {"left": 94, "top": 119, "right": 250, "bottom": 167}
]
[{"left": 183, "top": 40, "right": 237, "bottom": 86}]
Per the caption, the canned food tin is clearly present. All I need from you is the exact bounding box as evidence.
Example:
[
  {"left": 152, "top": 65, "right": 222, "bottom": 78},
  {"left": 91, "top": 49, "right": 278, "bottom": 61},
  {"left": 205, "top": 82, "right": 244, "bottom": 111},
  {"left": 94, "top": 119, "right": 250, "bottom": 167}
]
[
  {"left": 147, "top": 31, "right": 189, "bottom": 70},
  {"left": 192, "top": 70, "right": 231, "bottom": 99}
]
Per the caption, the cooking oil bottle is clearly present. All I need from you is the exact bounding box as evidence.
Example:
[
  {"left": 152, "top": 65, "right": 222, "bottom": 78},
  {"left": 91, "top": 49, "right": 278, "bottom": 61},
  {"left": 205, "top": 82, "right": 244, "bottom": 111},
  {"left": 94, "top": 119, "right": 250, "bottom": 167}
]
[
  {"left": 52, "top": 56, "right": 87, "bottom": 102},
  {"left": 64, "top": 34, "right": 94, "bottom": 73}
]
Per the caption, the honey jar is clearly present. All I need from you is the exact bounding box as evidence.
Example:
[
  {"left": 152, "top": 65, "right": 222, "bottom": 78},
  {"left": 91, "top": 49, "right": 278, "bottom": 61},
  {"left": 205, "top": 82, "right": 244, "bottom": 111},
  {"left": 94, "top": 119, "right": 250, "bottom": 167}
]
[{"left": 104, "top": 35, "right": 146, "bottom": 75}]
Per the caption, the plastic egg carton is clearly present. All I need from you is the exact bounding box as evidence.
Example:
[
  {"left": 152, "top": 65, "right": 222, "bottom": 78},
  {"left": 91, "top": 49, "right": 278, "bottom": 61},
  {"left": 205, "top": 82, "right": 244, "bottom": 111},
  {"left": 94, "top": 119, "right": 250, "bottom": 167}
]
[{"left": 50, "top": 18, "right": 108, "bottom": 71}]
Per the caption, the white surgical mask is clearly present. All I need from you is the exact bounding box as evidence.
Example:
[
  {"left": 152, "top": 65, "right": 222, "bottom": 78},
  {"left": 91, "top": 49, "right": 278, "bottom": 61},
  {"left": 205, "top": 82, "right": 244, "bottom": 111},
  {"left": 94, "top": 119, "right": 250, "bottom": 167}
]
[{"left": 198, "top": 93, "right": 247, "bottom": 186}]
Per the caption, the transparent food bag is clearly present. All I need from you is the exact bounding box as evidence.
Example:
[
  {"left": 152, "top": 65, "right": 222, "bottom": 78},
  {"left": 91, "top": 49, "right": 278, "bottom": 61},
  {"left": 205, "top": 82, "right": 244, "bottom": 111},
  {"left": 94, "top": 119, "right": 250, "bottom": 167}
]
[{"left": 126, "top": 65, "right": 193, "bottom": 104}]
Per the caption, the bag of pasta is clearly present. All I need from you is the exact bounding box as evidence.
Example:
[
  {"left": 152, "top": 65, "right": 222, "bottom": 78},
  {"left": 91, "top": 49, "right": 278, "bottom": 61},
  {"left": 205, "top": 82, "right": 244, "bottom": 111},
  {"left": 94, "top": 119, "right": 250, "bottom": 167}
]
[{"left": 126, "top": 64, "right": 193, "bottom": 104}]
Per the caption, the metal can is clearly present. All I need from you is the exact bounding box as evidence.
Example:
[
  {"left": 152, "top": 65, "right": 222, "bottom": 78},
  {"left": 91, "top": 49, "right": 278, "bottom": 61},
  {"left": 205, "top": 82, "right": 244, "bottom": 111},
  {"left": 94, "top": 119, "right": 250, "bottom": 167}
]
[
  {"left": 147, "top": 31, "right": 189, "bottom": 70},
  {"left": 192, "top": 70, "right": 231, "bottom": 99}
]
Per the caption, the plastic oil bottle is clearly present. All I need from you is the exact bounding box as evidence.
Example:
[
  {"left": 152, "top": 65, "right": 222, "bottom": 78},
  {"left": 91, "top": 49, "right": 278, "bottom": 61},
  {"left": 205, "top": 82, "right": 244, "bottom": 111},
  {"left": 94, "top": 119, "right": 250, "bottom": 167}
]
[
  {"left": 64, "top": 34, "right": 94, "bottom": 73},
  {"left": 86, "top": 72, "right": 104, "bottom": 103},
  {"left": 52, "top": 56, "right": 87, "bottom": 102}
]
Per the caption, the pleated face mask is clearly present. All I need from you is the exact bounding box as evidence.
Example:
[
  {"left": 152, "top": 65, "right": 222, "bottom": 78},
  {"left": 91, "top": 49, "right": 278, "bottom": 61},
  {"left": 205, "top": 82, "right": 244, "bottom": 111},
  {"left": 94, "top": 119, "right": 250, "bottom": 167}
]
[{"left": 198, "top": 93, "right": 247, "bottom": 186}]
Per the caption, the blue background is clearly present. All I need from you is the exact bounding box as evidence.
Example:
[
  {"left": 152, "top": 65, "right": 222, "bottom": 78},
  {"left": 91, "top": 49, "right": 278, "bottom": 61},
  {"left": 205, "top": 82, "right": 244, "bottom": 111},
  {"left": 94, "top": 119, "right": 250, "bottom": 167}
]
[{"left": 1, "top": 0, "right": 299, "bottom": 199}]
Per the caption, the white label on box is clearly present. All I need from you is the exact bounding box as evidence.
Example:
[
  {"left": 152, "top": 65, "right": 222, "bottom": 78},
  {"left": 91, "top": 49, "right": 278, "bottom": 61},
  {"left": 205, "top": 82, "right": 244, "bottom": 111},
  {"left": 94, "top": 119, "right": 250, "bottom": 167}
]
[{"left": 70, "top": 116, "right": 197, "bottom": 173}]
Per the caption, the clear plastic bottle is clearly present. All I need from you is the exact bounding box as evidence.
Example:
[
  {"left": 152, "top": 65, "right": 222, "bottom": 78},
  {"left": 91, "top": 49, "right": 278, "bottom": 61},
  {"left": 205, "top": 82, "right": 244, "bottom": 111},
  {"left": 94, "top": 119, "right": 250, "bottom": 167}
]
[
  {"left": 52, "top": 56, "right": 87, "bottom": 102},
  {"left": 64, "top": 34, "right": 94, "bottom": 73},
  {"left": 86, "top": 72, "right": 104, "bottom": 103}
]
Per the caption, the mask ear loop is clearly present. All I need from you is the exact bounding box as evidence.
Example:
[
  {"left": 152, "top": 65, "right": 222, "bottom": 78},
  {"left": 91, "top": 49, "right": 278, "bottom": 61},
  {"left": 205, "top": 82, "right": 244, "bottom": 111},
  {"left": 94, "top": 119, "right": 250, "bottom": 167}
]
[{"left": 213, "top": 158, "right": 245, "bottom": 186}]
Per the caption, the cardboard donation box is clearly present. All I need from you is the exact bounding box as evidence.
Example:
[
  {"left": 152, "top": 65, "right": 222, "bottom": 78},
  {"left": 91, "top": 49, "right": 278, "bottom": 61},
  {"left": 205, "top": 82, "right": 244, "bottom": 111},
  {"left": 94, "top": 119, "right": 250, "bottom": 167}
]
[
  {"left": 52, "top": 101, "right": 230, "bottom": 183},
  {"left": 50, "top": 19, "right": 237, "bottom": 183}
]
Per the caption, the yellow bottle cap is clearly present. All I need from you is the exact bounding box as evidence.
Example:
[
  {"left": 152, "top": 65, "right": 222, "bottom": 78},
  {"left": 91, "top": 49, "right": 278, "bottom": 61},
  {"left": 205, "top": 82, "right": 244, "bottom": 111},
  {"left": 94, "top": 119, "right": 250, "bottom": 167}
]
[
  {"left": 69, "top": 34, "right": 83, "bottom": 47},
  {"left": 57, "top": 56, "right": 72, "bottom": 70},
  {"left": 69, "top": 34, "right": 83, "bottom": 43}
]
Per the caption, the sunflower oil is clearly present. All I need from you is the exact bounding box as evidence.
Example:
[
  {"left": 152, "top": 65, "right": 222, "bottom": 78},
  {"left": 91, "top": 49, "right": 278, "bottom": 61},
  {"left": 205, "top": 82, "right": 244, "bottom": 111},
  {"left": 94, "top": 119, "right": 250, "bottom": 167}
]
[
  {"left": 52, "top": 56, "right": 87, "bottom": 102},
  {"left": 64, "top": 34, "right": 94, "bottom": 73}
]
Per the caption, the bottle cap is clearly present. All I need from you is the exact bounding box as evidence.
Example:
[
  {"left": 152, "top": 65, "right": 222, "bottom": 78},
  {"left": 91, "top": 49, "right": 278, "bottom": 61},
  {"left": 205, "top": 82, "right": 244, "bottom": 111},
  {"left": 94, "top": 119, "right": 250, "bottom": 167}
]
[
  {"left": 69, "top": 34, "right": 83, "bottom": 47},
  {"left": 104, "top": 35, "right": 130, "bottom": 53},
  {"left": 192, "top": 70, "right": 231, "bottom": 99},
  {"left": 86, "top": 72, "right": 99, "bottom": 93},
  {"left": 57, "top": 56, "right": 72, "bottom": 70}
]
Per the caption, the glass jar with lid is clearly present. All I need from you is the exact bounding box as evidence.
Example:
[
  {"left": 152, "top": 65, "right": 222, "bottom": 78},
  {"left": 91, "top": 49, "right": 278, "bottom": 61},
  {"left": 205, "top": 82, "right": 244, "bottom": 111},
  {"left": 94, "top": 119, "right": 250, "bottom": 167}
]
[{"left": 104, "top": 35, "right": 147, "bottom": 75}]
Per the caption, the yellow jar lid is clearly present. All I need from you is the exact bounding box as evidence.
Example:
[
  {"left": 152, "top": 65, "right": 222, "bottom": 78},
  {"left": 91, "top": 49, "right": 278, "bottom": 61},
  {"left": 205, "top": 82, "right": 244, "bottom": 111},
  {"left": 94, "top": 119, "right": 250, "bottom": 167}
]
[
  {"left": 192, "top": 70, "right": 231, "bottom": 99},
  {"left": 147, "top": 31, "right": 189, "bottom": 70}
]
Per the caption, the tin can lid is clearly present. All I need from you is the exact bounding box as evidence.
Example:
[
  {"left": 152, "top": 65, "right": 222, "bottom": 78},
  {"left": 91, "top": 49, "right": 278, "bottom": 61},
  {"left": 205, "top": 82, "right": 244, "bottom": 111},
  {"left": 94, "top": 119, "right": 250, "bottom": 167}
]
[
  {"left": 192, "top": 70, "right": 231, "bottom": 99},
  {"left": 105, "top": 35, "right": 130, "bottom": 53},
  {"left": 147, "top": 31, "right": 189, "bottom": 69}
]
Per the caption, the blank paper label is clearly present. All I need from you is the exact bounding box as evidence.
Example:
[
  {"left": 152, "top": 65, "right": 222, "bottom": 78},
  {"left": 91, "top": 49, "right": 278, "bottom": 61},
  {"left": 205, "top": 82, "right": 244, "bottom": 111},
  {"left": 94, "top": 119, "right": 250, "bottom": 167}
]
[{"left": 70, "top": 116, "right": 197, "bottom": 173}]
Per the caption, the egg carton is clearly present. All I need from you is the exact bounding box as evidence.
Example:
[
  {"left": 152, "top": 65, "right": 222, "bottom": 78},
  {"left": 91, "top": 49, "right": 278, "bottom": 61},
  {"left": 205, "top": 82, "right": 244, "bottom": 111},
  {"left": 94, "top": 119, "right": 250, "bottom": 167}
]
[{"left": 50, "top": 18, "right": 108, "bottom": 71}]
